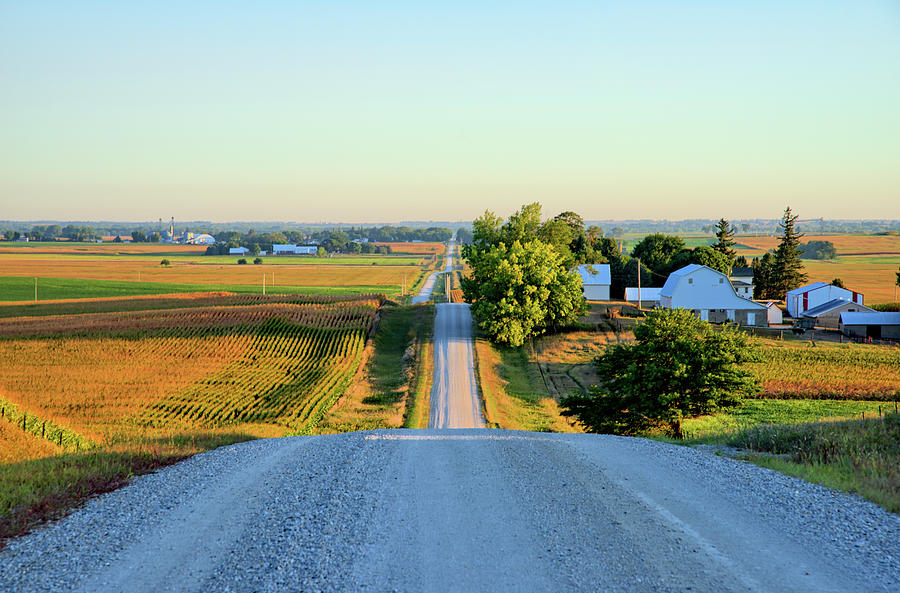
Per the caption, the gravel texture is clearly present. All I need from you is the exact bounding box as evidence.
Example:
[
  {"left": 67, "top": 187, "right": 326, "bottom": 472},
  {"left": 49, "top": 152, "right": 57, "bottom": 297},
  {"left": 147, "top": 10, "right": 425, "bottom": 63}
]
[{"left": 2, "top": 430, "right": 899, "bottom": 593}]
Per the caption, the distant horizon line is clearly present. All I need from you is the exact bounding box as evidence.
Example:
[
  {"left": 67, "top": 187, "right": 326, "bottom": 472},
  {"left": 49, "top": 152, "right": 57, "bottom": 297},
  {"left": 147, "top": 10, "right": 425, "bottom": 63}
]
[{"left": 4, "top": 218, "right": 900, "bottom": 226}]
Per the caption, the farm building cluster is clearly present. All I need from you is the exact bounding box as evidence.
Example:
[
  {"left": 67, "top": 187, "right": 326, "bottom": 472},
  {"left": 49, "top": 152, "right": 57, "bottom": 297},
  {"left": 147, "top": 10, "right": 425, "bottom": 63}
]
[{"left": 575, "top": 262, "right": 898, "bottom": 340}]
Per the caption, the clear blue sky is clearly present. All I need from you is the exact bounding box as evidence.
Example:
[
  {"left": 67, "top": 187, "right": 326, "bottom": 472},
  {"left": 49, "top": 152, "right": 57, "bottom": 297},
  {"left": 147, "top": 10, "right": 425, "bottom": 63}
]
[{"left": 1, "top": 1, "right": 898, "bottom": 222}]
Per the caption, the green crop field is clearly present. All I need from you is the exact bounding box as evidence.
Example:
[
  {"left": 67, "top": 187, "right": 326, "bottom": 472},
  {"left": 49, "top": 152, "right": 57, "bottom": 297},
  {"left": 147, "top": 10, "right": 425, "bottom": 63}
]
[{"left": 0, "top": 277, "right": 390, "bottom": 303}]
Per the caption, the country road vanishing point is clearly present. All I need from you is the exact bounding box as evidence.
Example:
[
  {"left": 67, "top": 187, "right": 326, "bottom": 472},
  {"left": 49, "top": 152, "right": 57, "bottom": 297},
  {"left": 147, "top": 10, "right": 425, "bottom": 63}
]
[{"left": 2, "top": 241, "right": 900, "bottom": 593}]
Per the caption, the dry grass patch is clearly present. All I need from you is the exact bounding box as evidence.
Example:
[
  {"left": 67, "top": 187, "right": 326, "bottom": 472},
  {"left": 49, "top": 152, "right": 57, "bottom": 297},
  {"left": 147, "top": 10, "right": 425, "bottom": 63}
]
[{"left": 474, "top": 338, "right": 578, "bottom": 432}]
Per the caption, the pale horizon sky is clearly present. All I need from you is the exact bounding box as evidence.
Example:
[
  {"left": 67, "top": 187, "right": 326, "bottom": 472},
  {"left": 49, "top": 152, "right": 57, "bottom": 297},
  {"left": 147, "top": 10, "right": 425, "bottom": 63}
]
[{"left": 2, "top": 1, "right": 899, "bottom": 223}]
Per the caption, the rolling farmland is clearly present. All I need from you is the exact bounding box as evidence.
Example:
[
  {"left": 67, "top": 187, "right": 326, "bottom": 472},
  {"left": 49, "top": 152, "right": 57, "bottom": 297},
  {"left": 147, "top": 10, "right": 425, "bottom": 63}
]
[
  {"left": 0, "top": 249, "right": 436, "bottom": 302},
  {"left": 0, "top": 294, "right": 382, "bottom": 450},
  {"left": 735, "top": 234, "right": 900, "bottom": 303},
  {"left": 748, "top": 338, "right": 900, "bottom": 401}
]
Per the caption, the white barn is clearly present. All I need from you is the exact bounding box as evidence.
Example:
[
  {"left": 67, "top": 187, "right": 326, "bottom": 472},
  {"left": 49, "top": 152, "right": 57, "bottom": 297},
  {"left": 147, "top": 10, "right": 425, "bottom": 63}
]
[
  {"left": 624, "top": 287, "right": 662, "bottom": 307},
  {"left": 659, "top": 264, "right": 768, "bottom": 326},
  {"left": 575, "top": 264, "right": 611, "bottom": 301},
  {"left": 273, "top": 244, "right": 317, "bottom": 255},
  {"left": 229, "top": 247, "right": 249, "bottom": 255},
  {"left": 786, "top": 282, "right": 863, "bottom": 318}
]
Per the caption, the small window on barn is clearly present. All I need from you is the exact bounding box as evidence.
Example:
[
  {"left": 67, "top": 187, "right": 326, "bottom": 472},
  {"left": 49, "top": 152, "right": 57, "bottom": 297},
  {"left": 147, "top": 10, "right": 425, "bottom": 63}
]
[
  {"left": 719, "top": 278, "right": 723, "bottom": 284},
  {"left": 688, "top": 278, "right": 693, "bottom": 284}
]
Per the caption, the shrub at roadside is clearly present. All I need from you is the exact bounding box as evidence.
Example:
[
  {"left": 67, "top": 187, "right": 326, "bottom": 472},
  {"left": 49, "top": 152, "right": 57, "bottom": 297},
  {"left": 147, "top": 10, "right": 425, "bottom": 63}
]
[{"left": 561, "top": 308, "right": 759, "bottom": 437}]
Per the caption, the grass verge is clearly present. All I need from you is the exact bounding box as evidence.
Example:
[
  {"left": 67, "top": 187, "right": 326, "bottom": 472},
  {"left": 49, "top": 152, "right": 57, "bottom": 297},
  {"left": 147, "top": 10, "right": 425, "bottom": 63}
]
[
  {"left": 0, "top": 431, "right": 256, "bottom": 546},
  {"left": 474, "top": 337, "right": 577, "bottom": 432},
  {"left": 319, "top": 304, "right": 434, "bottom": 431},
  {"left": 726, "top": 413, "right": 900, "bottom": 513}
]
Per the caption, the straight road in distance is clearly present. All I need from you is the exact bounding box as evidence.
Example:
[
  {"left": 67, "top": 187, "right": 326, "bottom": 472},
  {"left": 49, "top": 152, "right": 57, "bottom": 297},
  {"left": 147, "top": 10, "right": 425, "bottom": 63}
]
[
  {"left": 3, "top": 430, "right": 898, "bottom": 593},
  {"left": 411, "top": 239, "right": 454, "bottom": 304},
  {"left": 428, "top": 302, "right": 484, "bottom": 428}
]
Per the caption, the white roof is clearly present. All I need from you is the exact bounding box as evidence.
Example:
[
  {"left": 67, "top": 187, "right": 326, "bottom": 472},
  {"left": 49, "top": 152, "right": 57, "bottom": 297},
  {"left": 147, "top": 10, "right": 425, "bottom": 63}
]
[
  {"left": 625, "top": 287, "right": 662, "bottom": 301},
  {"left": 840, "top": 312, "right": 900, "bottom": 326},
  {"left": 659, "top": 264, "right": 705, "bottom": 297},
  {"left": 786, "top": 282, "right": 830, "bottom": 297},
  {"left": 575, "top": 264, "right": 610, "bottom": 285}
]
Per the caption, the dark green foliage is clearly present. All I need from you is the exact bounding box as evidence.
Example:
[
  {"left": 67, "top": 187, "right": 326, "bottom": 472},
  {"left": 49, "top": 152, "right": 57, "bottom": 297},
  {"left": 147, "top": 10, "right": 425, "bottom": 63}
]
[
  {"left": 237, "top": 258, "right": 247, "bottom": 265},
  {"left": 712, "top": 218, "right": 737, "bottom": 266},
  {"left": 253, "top": 257, "right": 263, "bottom": 265},
  {"left": 831, "top": 278, "right": 844, "bottom": 289},
  {"left": 665, "top": 246, "right": 732, "bottom": 277},
  {"left": 561, "top": 308, "right": 759, "bottom": 437},
  {"left": 800, "top": 240, "right": 837, "bottom": 260},
  {"left": 462, "top": 204, "right": 586, "bottom": 347},
  {"left": 463, "top": 238, "right": 585, "bottom": 347},
  {"left": 159, "top": 259, "right": 170, "bottom": 266},
  {"left": 631, "top": 234, "right": 686, "bottom": 273},
  {"left": 752, "top": 252, "right": 777, "bottom": 299},
  {"left": 772, "top": 207, "right": 808, "bottom": 296}
]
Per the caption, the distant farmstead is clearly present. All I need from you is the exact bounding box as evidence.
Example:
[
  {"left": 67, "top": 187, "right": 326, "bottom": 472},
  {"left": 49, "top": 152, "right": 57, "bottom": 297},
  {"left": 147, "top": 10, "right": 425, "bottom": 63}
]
[
  {"left": 659, "top": 264, "right": 768, "bottom": 326},
  {"left": 273, "top": 244, "right": 317, "bottom": 255},
  {"left": 785, "top": 282, "right": 863, "bottom": 318},
  {"left": 229, "top": 247, "right": 249, "bottom": 255},
  {"left": 575, "top": 264, "right": 611, "bottom": 301}
]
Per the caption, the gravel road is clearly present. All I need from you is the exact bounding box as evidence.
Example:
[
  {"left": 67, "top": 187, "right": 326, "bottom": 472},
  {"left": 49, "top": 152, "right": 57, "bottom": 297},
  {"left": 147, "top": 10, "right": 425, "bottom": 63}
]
[
  {"left": 411, "top": 240, "right": 454, "bottom": 304},
  {"left": 428, "top": 302, "right": 484, "bottom": 429},
  {"left": 3, "top": 430, "right": 899, "bottom": 593}
]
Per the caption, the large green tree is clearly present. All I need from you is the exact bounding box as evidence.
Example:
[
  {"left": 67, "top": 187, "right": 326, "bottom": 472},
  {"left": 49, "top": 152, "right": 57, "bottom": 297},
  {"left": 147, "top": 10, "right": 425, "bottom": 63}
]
[
  {"left": 752, "top": 252, "right": 777, "bottom": 299},
  {"left": 462, "top": 239, "right": 584, "bottom": 346},
  {"left": 772, "top": 207, "right": 808, "bottom": 297},
  {"left": 560, "top": 308, "right": 759, "bottom": 437},
  {"left": 631, "top": 234, "right": 686, "bottom": 277},
  {"left": 462, "top": 205, "right": 585, "bottom": 346}
]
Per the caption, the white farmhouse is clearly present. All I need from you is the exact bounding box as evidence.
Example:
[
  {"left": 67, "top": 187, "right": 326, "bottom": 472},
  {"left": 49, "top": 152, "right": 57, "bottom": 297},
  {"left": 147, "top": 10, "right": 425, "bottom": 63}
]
[
  {"left": 728, "top": 267, "right": 754, "bottom": 298},
  {"left": 659, "top": 264, "right": 768, "bottom": 326},
  {"left": 575, "top": 264, "right": 611, "bottom": 301},
  {"left": 785, "top": 282, "right": 863, "bottom": 318},
  {"left": 229, "top": 247, "right": 249, "bottom": 255}
]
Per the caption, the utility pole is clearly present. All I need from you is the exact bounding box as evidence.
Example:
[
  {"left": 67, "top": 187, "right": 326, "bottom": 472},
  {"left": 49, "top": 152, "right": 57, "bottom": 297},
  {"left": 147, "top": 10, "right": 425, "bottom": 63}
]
[
  {"left": 637, "top": 257, "right": 642, "bottom": 310},
  {"left": 34, "top": 277, "right": 37, "bottom": 302},
  {"left": 262, "top": 274, "right": 266, "bottom": 296}
]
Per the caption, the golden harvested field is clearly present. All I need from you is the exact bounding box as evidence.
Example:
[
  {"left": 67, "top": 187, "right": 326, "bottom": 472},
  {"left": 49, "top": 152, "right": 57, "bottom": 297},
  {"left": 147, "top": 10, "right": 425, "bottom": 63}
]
[
  {"left": 737, "top": 234, "right": 900, "bottom": 256},
  {"left": 0, "top": 254, "right": 422, "bottom": 288},
  {"left": 801, "top": 257, "right": 900, "bottom": 304},
  {"left": 0, "top": 421, "right": 60, "bottom": 464},
  {"left": 0, "top": 296, "right": 381, "bottom": 447},
  {"left": 731, "top": 234, "right": 900, "bottom": 304},
  {"left": 749, "top": 338, "right": 900, "bottom": 400},
  {"left": 375, "top": 242, "right": 445, "bottom": 254}
]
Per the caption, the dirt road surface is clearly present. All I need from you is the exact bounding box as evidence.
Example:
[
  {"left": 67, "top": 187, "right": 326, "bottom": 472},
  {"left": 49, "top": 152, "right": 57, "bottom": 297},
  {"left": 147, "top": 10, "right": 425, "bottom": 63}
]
[
  {"left": 428, "top": 302, "right": 484, "bottom": 428},
  {"left": 411, "top": 240, "right": 453, "bottom": 304},
  {"left": 3, "top": 430, "right": 898, "bottom": 593}
]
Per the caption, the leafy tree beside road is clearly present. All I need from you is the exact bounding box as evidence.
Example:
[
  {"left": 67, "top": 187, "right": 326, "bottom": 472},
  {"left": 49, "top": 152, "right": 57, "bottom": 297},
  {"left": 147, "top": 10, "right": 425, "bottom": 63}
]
[
  {"left": 561, "top": 308, "right": 759, "bottom": 438},
  {"left": 462, "top": 204, "right": 585, "bottom": 347}
]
